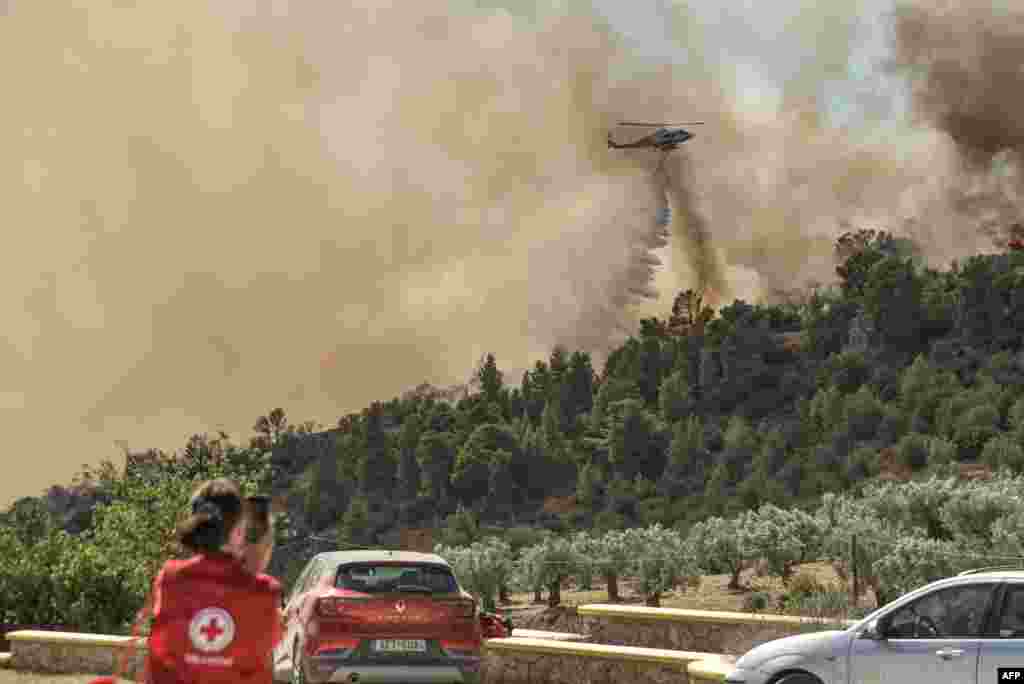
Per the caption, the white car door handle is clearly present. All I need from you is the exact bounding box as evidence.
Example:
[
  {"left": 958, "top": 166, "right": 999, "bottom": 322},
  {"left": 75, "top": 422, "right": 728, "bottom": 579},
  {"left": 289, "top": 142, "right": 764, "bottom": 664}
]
[{"left": 935, "top": 648, "right": 964, "bottom": 660}]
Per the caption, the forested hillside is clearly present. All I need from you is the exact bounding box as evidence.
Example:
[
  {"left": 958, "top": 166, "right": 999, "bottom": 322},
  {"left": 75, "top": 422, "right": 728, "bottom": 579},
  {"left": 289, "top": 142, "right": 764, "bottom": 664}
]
[
  {"left": 292, "top": 228, "right": 1024, "bottom": 538},
  {"left": 4, "top": 228, "right": 1024, "bottom": 632}
]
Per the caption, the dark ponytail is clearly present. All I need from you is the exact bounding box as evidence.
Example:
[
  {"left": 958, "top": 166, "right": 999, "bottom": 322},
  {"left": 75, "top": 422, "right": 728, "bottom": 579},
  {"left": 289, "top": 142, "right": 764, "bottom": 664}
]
[
  {"left": 244, "top": 495, "right": 273, "bottom": 545},
  {"left": 175, "top": 479, "right": 244, "bottom": 554}
]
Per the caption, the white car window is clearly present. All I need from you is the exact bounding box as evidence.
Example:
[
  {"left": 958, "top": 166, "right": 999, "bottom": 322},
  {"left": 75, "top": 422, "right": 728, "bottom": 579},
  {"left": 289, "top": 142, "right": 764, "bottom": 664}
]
[
  {"left": 997, "top": 585, "right": 1024, "bottom": 638},
  {"left": 886, "top": 583, "right": 993, "bottom": 638}
]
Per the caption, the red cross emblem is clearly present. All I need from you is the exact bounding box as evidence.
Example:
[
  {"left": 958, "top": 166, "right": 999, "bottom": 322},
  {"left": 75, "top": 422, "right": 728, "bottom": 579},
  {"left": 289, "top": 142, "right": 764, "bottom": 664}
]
[
  {"left": 200, "top": 617, "right": 225, "bottom": 642},
  {"left": 189, "top": 607, "right": 236, "bottom": 653}
]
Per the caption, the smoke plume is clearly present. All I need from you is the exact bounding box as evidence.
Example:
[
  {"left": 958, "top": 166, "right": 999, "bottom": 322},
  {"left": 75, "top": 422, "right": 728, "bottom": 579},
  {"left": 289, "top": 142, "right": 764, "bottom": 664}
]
[
  {"left": 889, "top": 0, "right": 1024, "bottom": 244},
  {"left": 1, "top": 0, "right": 1020, "bottom": 507}
]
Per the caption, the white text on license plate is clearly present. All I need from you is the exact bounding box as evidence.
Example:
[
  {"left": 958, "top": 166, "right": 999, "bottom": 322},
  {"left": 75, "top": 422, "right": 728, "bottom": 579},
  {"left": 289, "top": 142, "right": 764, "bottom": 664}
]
[{"left": 374, "top": 639, "right": 427, "bottom": 652}]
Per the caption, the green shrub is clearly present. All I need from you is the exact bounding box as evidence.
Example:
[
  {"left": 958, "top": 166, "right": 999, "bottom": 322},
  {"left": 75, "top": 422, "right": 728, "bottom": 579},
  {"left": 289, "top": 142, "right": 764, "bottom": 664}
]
[
  {"left": 503, "top": 526, "right": 548, "bottom": 552},
  {"left": 955, "top": 426, "right": 999, "bottom": 461},
  {"left": 0, "top": 441, "right": 271, "bottom": 634},
  {"left": 821, "top": 351, "right": 872, "bottom": 394},
  {"left": 843, "top": 387, "right": 885, "bottom": 441},
  {"left": 845, "top": 446, "right": 880, "bottom": 482},
  {"left": 633, "top": 475, "right": 657, "bottom": 499},
  {"left": 439, "top": 506, "right": 481, "bottom": 547},
  {"left": 743, "top": 591, "right": 770, "bottom": 613},
  {"left": 927, "top": 436, "right": 958, "bottom": 466},
  {"left": 435, "top": 537, "right": 513, "bottom": 612},
  {"left": 637, "top": 497, "right": 671, "bottom": 526},
  {"left": 896, "top": 432, "right": 931, "bottom": 470},
  {"left": 593, "top": 511, "right": 626, "bottom": 533},
  {"left": 981, "top": 434, "right": 1024, "bottom": 473},
  {"left": 786, "top": 588, "right": 858, "bottom": 628},
  {"left": 562, "top": 509, "right": 590, "bottom": 529}
]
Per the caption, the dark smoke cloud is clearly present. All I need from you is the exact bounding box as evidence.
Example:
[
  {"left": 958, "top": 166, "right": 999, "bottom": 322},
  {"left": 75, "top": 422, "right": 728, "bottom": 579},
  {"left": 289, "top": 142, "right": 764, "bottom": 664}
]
[
  {"left": 663, "top": 152, "right": 728, "bottom": 302},
  {"left": 0, "top": 0, "right": 1015, "bottom": 507},
  {"left": 889, "top": 0, "right": 1024, "bottom": 244},
  {"left": 892, "top": 1, "right": 1024, "bottom": 166}
]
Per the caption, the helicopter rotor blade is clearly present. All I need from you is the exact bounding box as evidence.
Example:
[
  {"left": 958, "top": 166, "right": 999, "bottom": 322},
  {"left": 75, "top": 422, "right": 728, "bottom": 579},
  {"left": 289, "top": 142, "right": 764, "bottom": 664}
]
[{"left": 617, "top": 121, "right": 705, "bottom": 126}]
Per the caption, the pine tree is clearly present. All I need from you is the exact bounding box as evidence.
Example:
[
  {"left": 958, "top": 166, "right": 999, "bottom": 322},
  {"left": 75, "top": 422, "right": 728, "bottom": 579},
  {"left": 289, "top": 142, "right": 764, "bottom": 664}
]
[
  {"left": 576, "top": 461, "right": 604, "bottom": 507},
  {"left": 416, "top": 431, "right": 454, "bottom": 504},
  {"left": 549, "top": 346, "right": 569, "bottom": 391},
  {"left": 396, "top": 415, "right": 422, "bottom": 501},
  {"left": 478, "top": 353, "right": 503, "bottom": 404},
  {"left": 659, "top": 415, "right": 704, "bottom": 498},
  {"left": 360, "top": 402, "right": 395, "bottom": 495},
  {"left": 338, "top": 495, "right": 373, "bottom": 548},
  {"left": 306, "top": 448, "right": 342, "bottom": 530}
]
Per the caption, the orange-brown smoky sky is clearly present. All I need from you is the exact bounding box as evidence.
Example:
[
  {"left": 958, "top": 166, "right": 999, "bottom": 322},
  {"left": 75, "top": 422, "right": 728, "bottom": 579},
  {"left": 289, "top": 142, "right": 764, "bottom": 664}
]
[{"left": 1, "top": 0, "right": 1020, "bottom": 508}]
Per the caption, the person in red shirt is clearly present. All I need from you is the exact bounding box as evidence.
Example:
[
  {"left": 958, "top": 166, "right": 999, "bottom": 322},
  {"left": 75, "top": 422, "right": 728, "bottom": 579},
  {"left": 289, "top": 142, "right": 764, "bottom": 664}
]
[{"left": 143, "top": 479, "right": 283, "bottom": 684}]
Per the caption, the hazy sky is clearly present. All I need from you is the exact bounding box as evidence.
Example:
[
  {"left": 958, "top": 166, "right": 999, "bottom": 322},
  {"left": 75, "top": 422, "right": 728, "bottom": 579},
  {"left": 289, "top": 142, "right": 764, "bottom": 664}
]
[{"left": 1, "top": 0, "right": 1017, "bottom": 509}]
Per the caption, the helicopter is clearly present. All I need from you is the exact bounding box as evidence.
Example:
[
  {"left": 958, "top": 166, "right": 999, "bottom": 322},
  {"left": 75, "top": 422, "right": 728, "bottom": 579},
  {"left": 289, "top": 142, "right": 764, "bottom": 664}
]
[{"left": 607, "top": 121, "right": 704, "bottom": 151}]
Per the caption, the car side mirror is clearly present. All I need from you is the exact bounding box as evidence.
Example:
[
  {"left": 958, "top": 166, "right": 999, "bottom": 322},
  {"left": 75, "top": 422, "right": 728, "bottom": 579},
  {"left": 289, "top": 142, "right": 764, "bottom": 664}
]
[{"left": 860, "top": 619, "right": 886, "bottom": 640}]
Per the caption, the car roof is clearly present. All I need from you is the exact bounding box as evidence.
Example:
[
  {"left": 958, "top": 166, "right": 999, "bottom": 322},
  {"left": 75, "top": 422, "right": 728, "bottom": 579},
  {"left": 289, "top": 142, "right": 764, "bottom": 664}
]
[
  {"left": 314, "top": 550, "right": 452, "bottom": 567},
  {"left": 961, "top": 571, "right": 1024, "bottom": 579}
]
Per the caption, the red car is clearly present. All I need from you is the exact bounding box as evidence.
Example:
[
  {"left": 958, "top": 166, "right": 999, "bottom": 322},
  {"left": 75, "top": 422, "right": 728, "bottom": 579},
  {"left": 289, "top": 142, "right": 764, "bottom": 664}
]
[{"left": 273, "top": 550, "right": 508, "bottom": 684}]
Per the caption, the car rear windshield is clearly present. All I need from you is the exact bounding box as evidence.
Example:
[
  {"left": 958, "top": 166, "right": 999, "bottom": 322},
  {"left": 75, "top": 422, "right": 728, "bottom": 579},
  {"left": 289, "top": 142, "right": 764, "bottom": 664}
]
[{"left": 334, "top": 563, "right": 459, "bottom": 594}]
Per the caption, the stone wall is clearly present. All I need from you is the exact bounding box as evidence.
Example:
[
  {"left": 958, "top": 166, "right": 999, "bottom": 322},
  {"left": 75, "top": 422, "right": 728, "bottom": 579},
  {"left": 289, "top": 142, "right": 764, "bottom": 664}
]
[
  {"left": 516, "top": 607, "right": 841, "bottom": 656},
  {"left": 9, "top": 632, "right": 735, "bottom": 683},
  {"left": 480, "top": 650, "right": 694, "bottom": 684},
  {"left": 11, "top": 640, "right": 146, "bottom": 678},
  {"left": 583, "top": 615, "right": 806, "bottom": 655}
]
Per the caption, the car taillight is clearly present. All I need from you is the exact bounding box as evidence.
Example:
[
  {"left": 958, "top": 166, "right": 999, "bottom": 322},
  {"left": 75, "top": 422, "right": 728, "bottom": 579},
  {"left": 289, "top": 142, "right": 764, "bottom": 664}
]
[
  {"left": 315, "top": 638, "right": 359, "bottom": 655},
  {"left": 440, "top": 640, "right": 481, "bottom": 657},
  {"left": 316, "top": 597, "right": 350, "bottom": 618}
]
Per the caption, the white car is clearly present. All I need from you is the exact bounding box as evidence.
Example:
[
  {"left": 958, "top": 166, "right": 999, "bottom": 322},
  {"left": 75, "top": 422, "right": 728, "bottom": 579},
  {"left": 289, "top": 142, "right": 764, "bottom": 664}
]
[{"left": 725, "top": 567, "right": 1024, "bottom": 684}]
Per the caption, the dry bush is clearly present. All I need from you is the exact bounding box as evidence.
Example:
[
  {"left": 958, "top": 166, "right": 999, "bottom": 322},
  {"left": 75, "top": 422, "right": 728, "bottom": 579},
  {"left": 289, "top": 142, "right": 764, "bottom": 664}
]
[{"left": 789, "top": 571, "right": 825, "bottom": 597}]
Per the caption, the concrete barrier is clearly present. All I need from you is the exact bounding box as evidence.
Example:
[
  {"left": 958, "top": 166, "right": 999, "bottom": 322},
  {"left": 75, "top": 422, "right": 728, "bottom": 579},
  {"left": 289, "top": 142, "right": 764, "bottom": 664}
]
[
  {"left": 6, "top": 630, "right": 147, "bottom": 677},
  {"left": 687, "top": 656, "right": 737, "bottom": 683},
  {"left": 506, "top": 629, "right": 589, "bottom": 641},
  {"left": 5, "top": 620, "right": 746, "bottom": 683},
  {"left": 1, "top": 624, "right": 74, "bottom": 652}
]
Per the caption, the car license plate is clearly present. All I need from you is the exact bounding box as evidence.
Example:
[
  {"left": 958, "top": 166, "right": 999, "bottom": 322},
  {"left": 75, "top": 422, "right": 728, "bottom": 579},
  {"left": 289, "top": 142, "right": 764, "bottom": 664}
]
[{"left": 373, "top": 639, "right": 427, "bottom": 652}]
